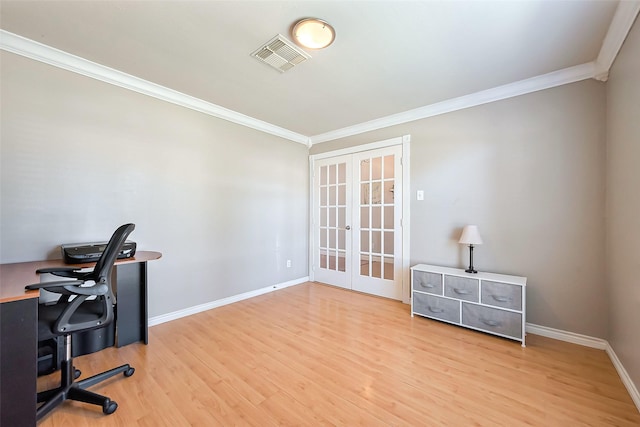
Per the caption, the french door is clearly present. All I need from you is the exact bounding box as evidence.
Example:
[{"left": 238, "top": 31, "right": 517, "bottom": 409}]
[{"left": 312, "top": 145, "right": 403, "bottom": 300}]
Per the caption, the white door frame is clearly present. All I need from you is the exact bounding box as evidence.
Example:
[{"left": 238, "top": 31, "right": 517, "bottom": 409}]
[{"left": 309, "top": 135, "right": 411, "bottom": 304}]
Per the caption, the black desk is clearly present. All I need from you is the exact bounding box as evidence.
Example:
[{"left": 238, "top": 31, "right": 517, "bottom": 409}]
[{"left": 0, "top": 251, "right": 161, "bottom": 427}]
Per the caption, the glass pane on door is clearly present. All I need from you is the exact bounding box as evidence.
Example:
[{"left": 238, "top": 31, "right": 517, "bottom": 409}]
[
  {"left": 358, "top": 155, "right": 395, "bottom": 281},
  {"left": 318, "top": 163, "right": 347, "bottom": 273}
]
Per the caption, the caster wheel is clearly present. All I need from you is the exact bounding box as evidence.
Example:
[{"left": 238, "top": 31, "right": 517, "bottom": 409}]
[
  {"left": 124, "top": 367, "right": 135, "bottom": 377},
  {"left": 74, "top": 369, "right": 81, "bottom": 379},
  {"left": 103, "top": 400, "right": 118, "bottom": 415}
]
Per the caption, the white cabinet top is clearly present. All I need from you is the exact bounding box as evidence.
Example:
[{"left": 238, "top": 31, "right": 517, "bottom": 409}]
[{"left": 411, "top": 264, "right": 527, "bottom": 287}]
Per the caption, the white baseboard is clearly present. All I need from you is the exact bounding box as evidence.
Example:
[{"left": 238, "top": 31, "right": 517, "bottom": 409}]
[
  {"left": 526, "top": 322, "right": 640, "bottom": 413},
  {"left": 148, "top": 276, "right": 308, "bottom": 327},
  {"left": 605, "top": 343, "right": 640, "bottom": 411},
  {"left": 526, "top": 323, "right": 608, "bottom": 349}
]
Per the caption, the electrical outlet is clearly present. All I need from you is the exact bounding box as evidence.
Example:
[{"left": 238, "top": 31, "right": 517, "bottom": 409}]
[{"left": 286, "top": 260, "right": 292, "bottom": 268}]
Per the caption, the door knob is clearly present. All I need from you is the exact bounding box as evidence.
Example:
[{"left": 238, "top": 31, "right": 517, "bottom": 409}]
[{"left": 345, "top": 226, "right": 351, "bottom": 230}]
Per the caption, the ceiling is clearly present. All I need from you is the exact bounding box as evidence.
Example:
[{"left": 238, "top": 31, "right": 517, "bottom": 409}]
[{"left": 1, "top": 1, "right": 637, "bottom": 145}]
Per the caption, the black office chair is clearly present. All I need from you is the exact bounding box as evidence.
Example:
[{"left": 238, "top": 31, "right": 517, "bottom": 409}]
[{"left": 26, "top": 223, "right": 136, "bottom": 420}]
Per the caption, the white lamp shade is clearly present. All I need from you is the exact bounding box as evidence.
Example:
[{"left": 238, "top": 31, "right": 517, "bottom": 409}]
[{"left": 459, "top": 225, "right": 483, "bottom": 245}]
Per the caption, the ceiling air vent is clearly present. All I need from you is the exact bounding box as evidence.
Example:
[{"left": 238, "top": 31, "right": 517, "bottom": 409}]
[{"left": 251, "top": 34, "right": 311, "bottom": 73}]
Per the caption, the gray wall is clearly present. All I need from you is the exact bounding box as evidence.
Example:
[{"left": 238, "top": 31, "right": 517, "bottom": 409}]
[
  {"left": 606, "top": 17, "right": 640, "bottom": 392},
  {"left": 311, "top": 79, "right": 608, "bottom": 339},
  {"left": 0, "top": 52, "right": 309, "bottom": 317}
]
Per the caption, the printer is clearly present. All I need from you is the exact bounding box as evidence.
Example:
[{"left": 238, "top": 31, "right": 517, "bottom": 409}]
[{"left": 61, "top": 241, "right": 137, "bottom": 264}]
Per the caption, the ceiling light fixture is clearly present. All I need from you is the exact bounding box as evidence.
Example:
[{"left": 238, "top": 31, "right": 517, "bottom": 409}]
[{"left": 292, "top": 18, "right": 335, "bottom": 49}]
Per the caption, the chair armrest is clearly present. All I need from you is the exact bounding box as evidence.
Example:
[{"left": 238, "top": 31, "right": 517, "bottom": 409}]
[
  {"left": 26, "top": 280, "right": 84, "bottom": 290},
  {"left": 25, "top": 280, "right": 108, "bottom": 296},
  {"left": 36, "top": 267, "right": 86, "bottom": 278}
]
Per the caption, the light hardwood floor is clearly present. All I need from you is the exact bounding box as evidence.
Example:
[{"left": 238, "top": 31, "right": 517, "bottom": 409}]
[{"left": 38, "top": 282, "right": 639, "bottom": 426}]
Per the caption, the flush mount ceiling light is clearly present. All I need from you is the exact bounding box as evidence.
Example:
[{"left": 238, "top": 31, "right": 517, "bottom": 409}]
[{"left": 292, "top": 18, "right": 335, "bottom": 49}]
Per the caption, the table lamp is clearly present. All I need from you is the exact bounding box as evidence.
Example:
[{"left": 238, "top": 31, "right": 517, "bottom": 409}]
[{"left": 459, "top": 225, "right": 483, "bottom": 273}]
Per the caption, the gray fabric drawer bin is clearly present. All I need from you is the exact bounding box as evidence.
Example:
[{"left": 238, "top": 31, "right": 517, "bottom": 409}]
[
  {"left": 413, "top": 293, "right": 460, "bottom": 324},
  {"left": 462, "top": 303, "right": 522, "bottom": 339}
]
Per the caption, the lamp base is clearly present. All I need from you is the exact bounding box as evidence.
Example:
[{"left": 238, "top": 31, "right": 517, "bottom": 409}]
[{"left": 465, "top": 244, "right": 478, "bottom": 273}]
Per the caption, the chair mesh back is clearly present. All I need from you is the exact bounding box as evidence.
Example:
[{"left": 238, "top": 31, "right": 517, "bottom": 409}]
[{"left": 93, "top": 223, "right": 136, "bottom": 282}]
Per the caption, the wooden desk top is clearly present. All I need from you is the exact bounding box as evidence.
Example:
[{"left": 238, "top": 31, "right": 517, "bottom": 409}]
[{"left": 0, "top": 251, "right": 162, "bottom": 303}]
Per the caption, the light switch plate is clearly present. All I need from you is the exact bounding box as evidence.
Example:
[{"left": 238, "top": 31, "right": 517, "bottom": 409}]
[{"left": 417, "top": 190, "right": 424, "bottom": 201}]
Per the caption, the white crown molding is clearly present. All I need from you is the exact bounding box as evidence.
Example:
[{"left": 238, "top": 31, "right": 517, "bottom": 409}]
[
  {"left": 309, "top": 62, "right": 597, "bottom": 145},
  {"left": 0, "top": 30, "right": 309, "bottom": 145},
  {"left": 595, "top": 0, "right": 640, "bottom": 81},
  {"left": 310, "top": 3, "right": 640, "bottom": 145},
  {"left": 0, "top": 30, "right": 604, "bottom": 149},
  {"left": 3, "top": 0, "right": 638, "bottom": 149}
]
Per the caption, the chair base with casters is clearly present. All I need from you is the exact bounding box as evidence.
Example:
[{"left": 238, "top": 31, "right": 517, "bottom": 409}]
[{"left": 36, "top": 334, "right": 135, "bottom": 420}]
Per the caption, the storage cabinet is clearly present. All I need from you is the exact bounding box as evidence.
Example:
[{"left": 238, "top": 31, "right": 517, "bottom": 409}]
[{"left": 411, "top": 264, "right": 527, "bottom": 346}]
